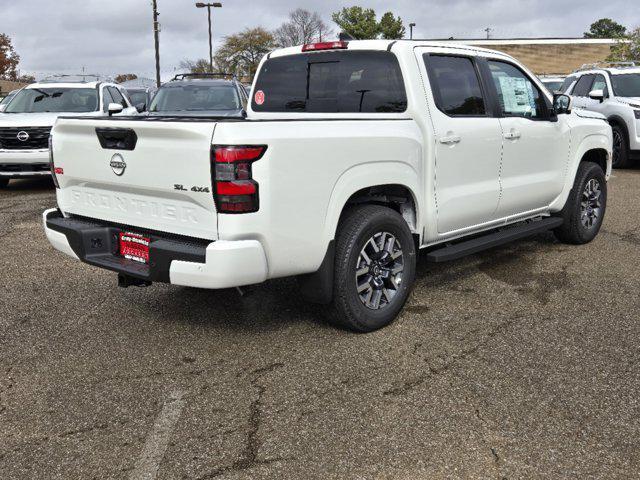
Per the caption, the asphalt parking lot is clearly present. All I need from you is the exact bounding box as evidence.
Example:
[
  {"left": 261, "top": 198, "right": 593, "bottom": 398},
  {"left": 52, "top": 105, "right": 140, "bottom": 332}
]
[{"left": 1, "top": 171, "right": 639, "bottom": 480}]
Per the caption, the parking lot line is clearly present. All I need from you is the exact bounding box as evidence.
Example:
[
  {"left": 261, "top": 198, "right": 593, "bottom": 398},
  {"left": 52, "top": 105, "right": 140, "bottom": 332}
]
[{"left": 129, "top": 390, "right": 187, "bottom": 480}]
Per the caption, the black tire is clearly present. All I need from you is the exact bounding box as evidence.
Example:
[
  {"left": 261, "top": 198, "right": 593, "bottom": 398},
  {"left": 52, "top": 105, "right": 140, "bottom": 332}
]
[
  {"left": 554, "top": 162, "right": 607, "bottom": 245},
  {"left": 330, "top": 205, "right": 416, "bottom": 333},
  {"left": 611, "top": 124, "right": 631, "bottom": 169},
  {"left": 0, "top": 178, "right": 9, "bottom": 188}
]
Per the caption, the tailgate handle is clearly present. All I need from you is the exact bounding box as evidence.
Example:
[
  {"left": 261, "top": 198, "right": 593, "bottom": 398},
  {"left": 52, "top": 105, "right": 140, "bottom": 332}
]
[{"left": 95, "top": 128, "right": 138, "bottom": 151}]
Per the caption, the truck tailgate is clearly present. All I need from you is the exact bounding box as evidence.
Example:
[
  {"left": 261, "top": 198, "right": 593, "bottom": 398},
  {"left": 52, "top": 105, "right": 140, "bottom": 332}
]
[{"left": 52, "top": 118, "right": 218, "bottom": 241}]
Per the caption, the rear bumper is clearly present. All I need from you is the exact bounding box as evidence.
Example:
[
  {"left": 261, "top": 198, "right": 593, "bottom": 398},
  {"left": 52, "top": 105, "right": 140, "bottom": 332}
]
[
  {"left": 0, "top": 149, "right": 50, "bottom": 177},
  {"left": 42, "top": 208, "right": 268, "bottom": 289}
]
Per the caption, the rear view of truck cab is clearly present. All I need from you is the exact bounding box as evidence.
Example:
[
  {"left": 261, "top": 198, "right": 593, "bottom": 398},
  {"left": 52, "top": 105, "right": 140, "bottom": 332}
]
[{"left": 44, "top": 40, "right": 611, "bottom": 332}]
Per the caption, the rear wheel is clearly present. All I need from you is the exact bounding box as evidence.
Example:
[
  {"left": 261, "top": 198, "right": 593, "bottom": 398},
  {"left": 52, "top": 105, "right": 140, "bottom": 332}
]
[
  {"left": 0, "top": 178, "right": 9, "bottom": 188},
  {"left": 554, "top": 162, "right": 607, "bottom": 245},
  {"left": 611, "top": 124, "right": 631, "bottom": 168},
  {"left": 330, "top": 205, "right": 416, "bottom": 332}
]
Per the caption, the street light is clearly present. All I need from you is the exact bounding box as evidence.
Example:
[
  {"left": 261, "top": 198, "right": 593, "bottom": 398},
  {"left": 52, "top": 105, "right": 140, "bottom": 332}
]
[
  {"left": 195, "top": 2, "right": 222, "bottom": 73},
  {"left": 409, "top": 23, "right": 416, "bottom": 40}
]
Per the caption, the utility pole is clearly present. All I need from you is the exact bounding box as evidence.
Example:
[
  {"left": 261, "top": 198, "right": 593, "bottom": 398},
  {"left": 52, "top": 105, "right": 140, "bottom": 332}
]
[
  {"left": 152, "top": 0, "right": 161, "bottom": 88},
  {"left": 196, "top": 3, "right": 223, "bottom": 73},
  {"left": 484, "top": 27, "right": 492, "bottom": 40},
  {"left": 409, "top": 23, "right": 416, "bottom": 40}
]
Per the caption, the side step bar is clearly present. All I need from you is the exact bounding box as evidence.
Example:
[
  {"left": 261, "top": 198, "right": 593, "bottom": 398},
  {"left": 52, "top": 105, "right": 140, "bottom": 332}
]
[{"left": 426, "top": 217, "right": 563, "bottom": 263}]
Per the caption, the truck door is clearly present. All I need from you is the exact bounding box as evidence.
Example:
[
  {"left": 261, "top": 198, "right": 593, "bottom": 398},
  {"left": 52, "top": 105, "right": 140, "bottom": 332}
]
[
  {"left": 484, "top": 59, "right": 571, "bottom": 216},
  {"left": 420, "top": 50, "right": 503, "bottom": 234}
]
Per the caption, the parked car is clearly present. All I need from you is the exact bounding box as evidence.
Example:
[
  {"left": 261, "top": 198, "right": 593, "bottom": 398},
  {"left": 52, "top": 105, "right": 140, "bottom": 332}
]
[
  {"left": 565, "top": 62, "right": 640, "bottom": 168},
  {"left": 44, "top": 40, "right": 611, "bottom": 332},
  {"left": 539, "top": 75, "right": 566, "bottom": 94},
  {"left": 123, "top": 87, "right": 155, "bottom": 112},
  {"left": 0, "top": 89, "right": 21, "bottom": 112},
  {"left": 0, "top": 75, "right": 138, "bottom": 187},
  {"left": 147, "top": 73, "right": 247, "bottom": 117}
]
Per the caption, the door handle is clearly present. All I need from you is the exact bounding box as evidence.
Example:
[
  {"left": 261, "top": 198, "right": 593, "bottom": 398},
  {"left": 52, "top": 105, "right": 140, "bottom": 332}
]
[
  {"left": 439, "top": 134, "right": 461, "bottom": 145},
  {"left": 503, "top": 130, "right": 521, "bottom": 140}
]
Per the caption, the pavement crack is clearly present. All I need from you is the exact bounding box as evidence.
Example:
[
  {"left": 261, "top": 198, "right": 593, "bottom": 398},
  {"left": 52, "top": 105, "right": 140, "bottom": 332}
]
[
  {"left": 602, "top": 228, "right": 640, "bottom": 247},
  {"left": 196, "top": 362, "right": 286, "bottom": 479},
  {"left": 490, "top": 446, "right": 500, "bottom": 464},
  {"left": 384, "top": 317, "right": 517, "bottom": 396}
]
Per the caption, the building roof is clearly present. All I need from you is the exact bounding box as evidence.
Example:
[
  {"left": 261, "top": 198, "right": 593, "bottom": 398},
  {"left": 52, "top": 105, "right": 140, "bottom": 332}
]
[{"left": 432, "top": 38, "right": 627, "bottom": 45}]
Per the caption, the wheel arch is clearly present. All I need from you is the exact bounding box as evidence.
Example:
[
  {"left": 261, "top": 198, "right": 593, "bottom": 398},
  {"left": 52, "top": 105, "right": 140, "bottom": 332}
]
[
  {"left": 299, "top": 163, "right": 421, "bottom": 306},
  {"left": 550, "top": 133, "right": 612, "bottom": 212},
  {"left": 607, "top": 114, "right": 630, "bottom": 148},
  {"left": 323, "top": 162, "right": 422, "bottom": 246}
]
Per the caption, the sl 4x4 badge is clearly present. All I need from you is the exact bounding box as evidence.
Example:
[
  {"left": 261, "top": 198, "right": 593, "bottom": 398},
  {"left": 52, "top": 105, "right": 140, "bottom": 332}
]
[{"left": 174, "top": 184, "right": 210, "bottom": 193}]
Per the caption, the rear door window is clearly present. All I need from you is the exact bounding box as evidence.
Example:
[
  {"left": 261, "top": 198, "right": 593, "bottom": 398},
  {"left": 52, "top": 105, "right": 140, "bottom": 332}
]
[
  {"left": 252, "top": 51, "right": 407, "bottom": 113},
  {"left": 572, "top": 75, "right": 595, "bottom": 97},
  {"left": 424, "top": 55, "right": 486, "bottom": 116}
]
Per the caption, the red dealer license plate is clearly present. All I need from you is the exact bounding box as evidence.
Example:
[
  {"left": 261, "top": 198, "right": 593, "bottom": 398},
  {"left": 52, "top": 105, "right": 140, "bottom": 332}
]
[{"left": 119, "top": 232, "right": 150, "bottom": 264}]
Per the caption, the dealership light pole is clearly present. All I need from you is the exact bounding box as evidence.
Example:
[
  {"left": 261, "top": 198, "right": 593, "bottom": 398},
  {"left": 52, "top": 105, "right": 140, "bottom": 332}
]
[
  {"left": 152, "top": 0, "right": 161, "bottom": 88},
  {"left": 196, "top": 2, "right": 222, "bottom": 73},
  {"left": 409, "top": 23, "right": 416, "bottom": 40}
]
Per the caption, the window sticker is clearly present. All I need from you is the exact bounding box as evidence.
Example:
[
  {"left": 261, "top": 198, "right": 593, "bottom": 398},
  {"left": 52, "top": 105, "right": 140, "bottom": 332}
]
[
  {"left": 254, "top": 90, "right": 265, "bottom": 105},
  {"left": 499, "top": 76, "right": 537, "bottom": 116}
]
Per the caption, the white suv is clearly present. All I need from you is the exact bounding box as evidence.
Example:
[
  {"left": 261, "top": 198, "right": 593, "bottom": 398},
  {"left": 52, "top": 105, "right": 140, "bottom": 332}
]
[
  {"left": 565, "top": 62, "right": 640, "bottom": 168},
  {"left": 0, "top": 75, "right": 138, "bottom": 187}
]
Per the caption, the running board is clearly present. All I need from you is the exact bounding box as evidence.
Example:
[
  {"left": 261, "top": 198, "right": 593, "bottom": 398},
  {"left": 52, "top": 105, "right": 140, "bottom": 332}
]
[{"left": 426, "top": 217, "right": 563, "bottom": 263}]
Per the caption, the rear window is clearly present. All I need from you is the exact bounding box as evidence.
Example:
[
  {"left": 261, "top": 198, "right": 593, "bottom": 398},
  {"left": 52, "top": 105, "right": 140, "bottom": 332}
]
[
  {"left": 150, "top": 84, "right": 241, "bottom": 112},
  {"left": 252, "top": 51, "right": 407, "bottom": 113}
]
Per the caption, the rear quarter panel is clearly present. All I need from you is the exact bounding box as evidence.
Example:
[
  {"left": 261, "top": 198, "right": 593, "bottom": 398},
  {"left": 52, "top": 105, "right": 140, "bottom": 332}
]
[{"left": 213, "top": 119, "right": 423, "bottom": 278}]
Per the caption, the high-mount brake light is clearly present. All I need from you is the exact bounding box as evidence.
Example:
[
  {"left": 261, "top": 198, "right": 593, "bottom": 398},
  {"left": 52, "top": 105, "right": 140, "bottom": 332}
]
[
  {"left": 302, "top": 41, "right": 349, "bottom": 52},
  {"left": 212, "top": 146, "right": 266, "bottom": 214}
]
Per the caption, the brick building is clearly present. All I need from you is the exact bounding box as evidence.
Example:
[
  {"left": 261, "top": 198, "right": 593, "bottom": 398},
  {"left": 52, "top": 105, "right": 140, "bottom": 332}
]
[{"left": 441, "top": 38, "right": 624, "bottom": 75}]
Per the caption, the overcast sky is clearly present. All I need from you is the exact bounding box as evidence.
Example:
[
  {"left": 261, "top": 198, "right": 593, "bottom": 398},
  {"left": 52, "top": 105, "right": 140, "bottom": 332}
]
[{"left": 1, "top": 0, "right": 637, "bottom": 80}]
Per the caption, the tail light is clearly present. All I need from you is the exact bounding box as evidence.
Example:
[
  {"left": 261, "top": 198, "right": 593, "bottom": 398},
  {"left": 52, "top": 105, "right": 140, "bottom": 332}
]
[
  {"left": 212, "top": 145, "right": 266, "bottom": 213},
  {"left": 49, "top": 135, "right": 61, "bottom": 188},
  {"left": 302, "top": 41, "right": 348, "bottom": 52}
]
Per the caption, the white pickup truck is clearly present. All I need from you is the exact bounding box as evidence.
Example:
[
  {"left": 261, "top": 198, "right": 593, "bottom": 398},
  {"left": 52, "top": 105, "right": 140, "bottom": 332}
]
[{"left": 43, "top": 40, "right": 612, "bottom": 332}]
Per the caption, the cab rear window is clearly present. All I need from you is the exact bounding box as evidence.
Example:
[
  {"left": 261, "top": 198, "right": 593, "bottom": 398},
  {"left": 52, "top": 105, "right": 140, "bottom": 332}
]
[{"left": 252, "top": 51, "right": 407, "bottom": 113}]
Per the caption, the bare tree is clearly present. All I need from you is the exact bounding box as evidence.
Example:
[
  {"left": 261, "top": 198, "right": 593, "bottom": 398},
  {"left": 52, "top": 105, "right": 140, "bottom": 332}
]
[{"left": 273, "top": 9, "right": 330, "bottom": 47}]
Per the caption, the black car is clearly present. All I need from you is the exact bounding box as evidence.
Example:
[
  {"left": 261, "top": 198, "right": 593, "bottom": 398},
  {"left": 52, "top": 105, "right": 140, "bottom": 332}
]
[{"left": 147, "top": 73, "right": 247, "bottom": 117}]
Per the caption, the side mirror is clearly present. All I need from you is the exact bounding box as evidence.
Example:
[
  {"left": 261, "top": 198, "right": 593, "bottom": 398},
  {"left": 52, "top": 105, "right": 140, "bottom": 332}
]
[
  {"left": 0, "top": 104, "right": 6, "bottom": 113},
  {"left": 135, "top": 103, "right": 146, "bottom": 113},
  {"left": 107, "top": 102, "right": 124, "bottom": 116},
  {"left": 588, "top": 89, "right": 605, "bottom": 102},
  {"left": 553, "top": 94, "right": 572, "bottom": 115}
]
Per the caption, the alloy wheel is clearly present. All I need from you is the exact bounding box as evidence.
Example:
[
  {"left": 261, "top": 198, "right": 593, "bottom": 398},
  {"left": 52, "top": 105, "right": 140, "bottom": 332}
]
[
  {"left": 581, "top": 178, "right": 602, "bottom": 229},
  {"left": 355, "top": 232, "right": 404, "bottom": 310}
]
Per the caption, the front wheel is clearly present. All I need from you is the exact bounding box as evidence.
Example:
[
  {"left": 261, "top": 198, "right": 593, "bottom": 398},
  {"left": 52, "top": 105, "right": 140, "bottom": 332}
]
[
  {"left": 554, "top": 162, "right": 607, "bottom": 245},
  {"left": 330, "top": 205, "right": 416, "bottom": 332},
  {"left": 0, "top": 178, "right": 9, "bottom": 188}
]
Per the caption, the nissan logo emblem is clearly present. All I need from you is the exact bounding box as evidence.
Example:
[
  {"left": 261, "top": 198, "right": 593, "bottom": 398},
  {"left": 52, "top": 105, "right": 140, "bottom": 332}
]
[
  {"left": 17, "top": 131, "right": 29, "bottom": 142},
  {"left": 110, "top": 153, "right": 126, "bottom": 176}
]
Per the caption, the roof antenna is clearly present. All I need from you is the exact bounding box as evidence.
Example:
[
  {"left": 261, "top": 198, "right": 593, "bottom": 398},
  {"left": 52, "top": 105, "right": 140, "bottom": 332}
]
[{"left": 339, "top": 32, "right": 355, "bottom": 41}]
